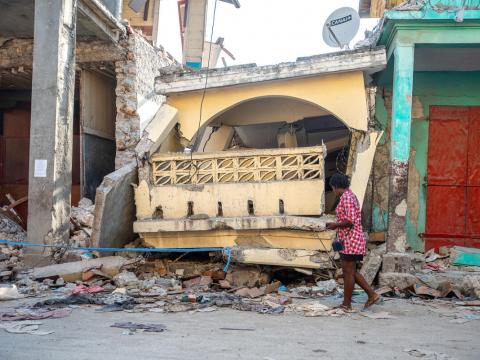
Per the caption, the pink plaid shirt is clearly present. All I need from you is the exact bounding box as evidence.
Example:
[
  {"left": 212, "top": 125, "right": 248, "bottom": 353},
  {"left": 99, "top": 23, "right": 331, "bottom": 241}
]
[{"left": 335, "top": 189, "right": 366, "bottom": 255}]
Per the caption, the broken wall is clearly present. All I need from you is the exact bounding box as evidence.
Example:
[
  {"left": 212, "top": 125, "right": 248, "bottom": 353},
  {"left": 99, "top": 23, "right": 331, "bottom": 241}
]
[
  {"left": 114, "top": 33, "right": 177, "bottom": 168},
  {"left": 369, "top": 71, "right": 480, "bottom": 251}
]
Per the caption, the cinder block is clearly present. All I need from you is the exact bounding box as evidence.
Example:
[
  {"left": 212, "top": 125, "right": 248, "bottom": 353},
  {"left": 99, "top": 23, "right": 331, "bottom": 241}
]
[{"left": 382, "top": 252, "right": 411, "bottom": 273}]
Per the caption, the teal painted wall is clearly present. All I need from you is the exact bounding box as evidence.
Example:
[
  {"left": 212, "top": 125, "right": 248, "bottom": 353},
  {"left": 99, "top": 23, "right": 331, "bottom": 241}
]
[{"left": 372, "top": 71, "right": 480, "bottom": 251}]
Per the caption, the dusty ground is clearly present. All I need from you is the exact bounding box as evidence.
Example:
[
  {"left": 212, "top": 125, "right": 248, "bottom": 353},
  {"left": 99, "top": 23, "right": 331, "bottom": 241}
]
[{"left": 1, "top": 297, "right": 479, "bottom": 360}]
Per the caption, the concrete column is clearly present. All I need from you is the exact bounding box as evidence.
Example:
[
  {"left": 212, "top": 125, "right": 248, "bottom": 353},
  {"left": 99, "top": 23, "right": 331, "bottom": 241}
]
[
  {"left": 385, "top": 44, "right": 414, "bottom": 258},
  {"left": 27, "top": 0, "right": 77, "bottom": 253}
]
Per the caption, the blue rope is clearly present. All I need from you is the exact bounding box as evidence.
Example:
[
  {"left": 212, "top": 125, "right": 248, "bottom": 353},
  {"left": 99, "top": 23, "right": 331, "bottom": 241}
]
[
  {"left": 223, "top": 247, "right": 232, "bottom": 272},
  {"left": 0, "top": 239, "right": 224, "bottom": 254}
]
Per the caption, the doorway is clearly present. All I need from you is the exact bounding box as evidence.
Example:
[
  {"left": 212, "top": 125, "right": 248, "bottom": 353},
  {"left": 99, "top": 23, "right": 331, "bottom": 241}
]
[{"left": 425, "top": 106, "right": 480, "bottom": 250}]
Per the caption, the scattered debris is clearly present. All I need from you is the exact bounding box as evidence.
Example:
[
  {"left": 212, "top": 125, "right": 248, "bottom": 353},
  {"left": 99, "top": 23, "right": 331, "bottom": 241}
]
[
  {"left": 72, "top": 284, "right": 104, "bottom": 295},
  {"left": 360, "top": 253, "right": 382, "bottom": 286},
  {"left": 0, "top": 284, "right": 24, "bottom": 301},
  {"left": 0, "top": 308, "right": 71, "bottom": 321},
  {"left": 70, "top": 198, "right": 95, "bottom": 247},
  {"left": 111, "top": 322, "right": 167, "bottom": 333},
  {"left": 0, "top": 321, "right": 54, "bottom": 336},
  {"left": 360, "top": 311, "right": 397, "bottom": 320},
  {"left": 414, "top": 284, "right": 442, "bottom": 298},
  {"left": 404, "top": 348, "right": 457, "bottom": 360},
  {"left": 286, "top": 302, "right": 331, "bottom": 317},
  {"left": 451, "top": 246, "right": 480, "bottom": 267},
  {"left": 113, "top": 271, "right": 139, "bottom": 287},
  {"left": 0, "top": 213, "right": 26, "bottom": 273},
  {"left": 32, "top": 256, "right": 142, "bottom": 282},
  {"left": 219, "top": 327, "right": 255, "bottom": 331}
]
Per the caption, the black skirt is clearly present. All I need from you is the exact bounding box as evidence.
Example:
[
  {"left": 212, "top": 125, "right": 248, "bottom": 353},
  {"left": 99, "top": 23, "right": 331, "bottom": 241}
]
[{"left": 340, "top": 253, "right": 364, "bottom": 262}]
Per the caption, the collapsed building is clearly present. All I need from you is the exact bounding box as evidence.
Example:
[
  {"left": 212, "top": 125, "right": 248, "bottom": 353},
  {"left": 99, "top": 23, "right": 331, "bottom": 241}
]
[
  {"left": 126, "top": 48, "right": 386, "bottom": 269},
  {"left": 1, "top": 0, "right": 479, "bottom": 291},
  {"left": 1, "top": 0, "right": 388, "bottom": 271}
]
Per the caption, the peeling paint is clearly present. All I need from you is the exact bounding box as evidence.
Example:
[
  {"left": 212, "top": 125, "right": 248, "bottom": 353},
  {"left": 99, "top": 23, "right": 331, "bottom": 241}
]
[
  {"left": 412, "top": 96, "right": 424, "bottom": 119},
  {"left": 394, "top": 199, "right": 407, "bottom": 217},
  {"left": 373, "top": 204, "right": 388, "bottom": 232}
]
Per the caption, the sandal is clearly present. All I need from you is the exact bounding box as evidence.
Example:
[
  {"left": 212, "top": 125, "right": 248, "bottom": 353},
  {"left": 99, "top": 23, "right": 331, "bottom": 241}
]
[
  {"left": 332, "top": 304, "right": 354, "bottom": 312},
  {"left": 363, "top": 293, "right": 381, "bottom": 309}
]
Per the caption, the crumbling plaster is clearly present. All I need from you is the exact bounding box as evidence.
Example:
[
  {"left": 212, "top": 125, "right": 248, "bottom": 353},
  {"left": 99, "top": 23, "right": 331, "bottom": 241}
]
[{"left": 114, "top": 33, "right": 177, "bottom": 168}]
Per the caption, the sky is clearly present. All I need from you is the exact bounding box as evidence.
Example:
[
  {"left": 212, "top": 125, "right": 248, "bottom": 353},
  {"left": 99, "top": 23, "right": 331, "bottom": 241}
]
[{"left": 157, "top": 0, "right": 380, "bottom": 66}]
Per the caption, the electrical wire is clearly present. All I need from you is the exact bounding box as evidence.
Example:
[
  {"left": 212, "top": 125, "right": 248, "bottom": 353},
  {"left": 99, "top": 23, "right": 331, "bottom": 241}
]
[{"left": 188, "top": 0, "right": 219, "bottom": 182}]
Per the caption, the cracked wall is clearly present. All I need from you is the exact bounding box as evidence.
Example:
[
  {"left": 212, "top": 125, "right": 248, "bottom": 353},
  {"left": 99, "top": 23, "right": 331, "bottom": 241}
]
[{"left": 114, "top": 33, "right": 177, "bottom": 168}]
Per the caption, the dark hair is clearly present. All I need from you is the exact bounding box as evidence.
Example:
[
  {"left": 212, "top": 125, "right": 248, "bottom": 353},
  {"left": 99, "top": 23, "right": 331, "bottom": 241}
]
[{"left": 329, "top": 173, "right": 350, "bottom": 189}]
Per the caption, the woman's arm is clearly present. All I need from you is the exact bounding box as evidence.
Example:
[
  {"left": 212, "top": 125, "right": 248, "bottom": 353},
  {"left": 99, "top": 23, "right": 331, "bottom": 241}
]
[{"left": 326, "top": 220, "right": 353, "bottom": 230}]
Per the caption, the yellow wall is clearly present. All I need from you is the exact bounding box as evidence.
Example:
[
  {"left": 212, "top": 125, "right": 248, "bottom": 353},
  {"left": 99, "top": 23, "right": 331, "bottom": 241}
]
[
  {"left": 122, "top": 0, "right": 156, "bottom": 27},
  {"left": 167, "top": 71, "right": 368, "bottom": 140}
]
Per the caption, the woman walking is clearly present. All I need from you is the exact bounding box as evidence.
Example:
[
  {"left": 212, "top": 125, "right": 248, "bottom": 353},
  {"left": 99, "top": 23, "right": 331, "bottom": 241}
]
[{"left": 326, "top": 173, "right": 380, "bottom": 311}]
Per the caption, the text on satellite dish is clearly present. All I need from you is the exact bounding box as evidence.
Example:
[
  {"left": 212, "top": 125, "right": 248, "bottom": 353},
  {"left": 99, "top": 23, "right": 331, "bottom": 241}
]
[{"left": 330, "top": 15, "right": 352, "bottom": 27}]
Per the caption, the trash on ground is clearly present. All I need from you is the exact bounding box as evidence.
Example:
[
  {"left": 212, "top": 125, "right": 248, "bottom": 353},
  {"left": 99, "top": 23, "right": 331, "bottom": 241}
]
[{"left": 110, "top": 322, "right": 166, "bottom": 333}]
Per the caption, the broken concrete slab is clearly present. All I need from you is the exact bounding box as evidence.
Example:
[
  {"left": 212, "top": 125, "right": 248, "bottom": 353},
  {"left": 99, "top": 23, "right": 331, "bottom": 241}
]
[
  {"left": 382, "top": 252, "right": 412, "bottom": 273},
  {"left": 349, "top": 131, "right": 383, "bottom": 208},
  {"left": 134, "top": 215, "right": 333, "bottom": 233},
  {"left": 225, "top": 267, "right": 270, "bottom": 288},
  {"left": 229, "top": 247, "right": 332, "bottom": 269},
  {"left": 91, "top": 162, "right": 138, "bottom": 250},
  {"left": 139, "top": 228, "right": 333, "bottom": 251},
  {"left": 360, "top": 253, "right": 382, "bottom": 286},
  {"left": 378, "top": 272, "right": 419, "bottom": 290},
  {"left": 235, "top": 287, "right": 264, "bottom": 298},
  {"left": 32, "top": 256, "right": 132, "bottom": 282},
  {"left": 135, "top": 104, "right": 179, "bottom": 160},
  {"left": 182, "top": 276, "right": 212, "bottom": 288},
  {"left": 197, "top": 126, "right": 234, "bottom": 152}
]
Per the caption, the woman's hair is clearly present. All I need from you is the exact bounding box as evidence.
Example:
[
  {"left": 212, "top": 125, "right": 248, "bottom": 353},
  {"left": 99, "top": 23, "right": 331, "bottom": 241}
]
[{"left": 329, "top": 173, "right": 350, "bottom": 189}]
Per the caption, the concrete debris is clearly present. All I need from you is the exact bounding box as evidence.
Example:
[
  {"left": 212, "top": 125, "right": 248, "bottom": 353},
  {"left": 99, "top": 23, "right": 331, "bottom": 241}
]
[
  {"left": 0, "top": 321, "right": 54, "bottom": 336},
  {"left": 314, "top": 280, "right": 338, "bottom": 295},
  {"left": 0, "top": 284, "right": 24, "bottom": 301},
  {"left": 404, "top": 348, "right": 457, "bottom": 360},
  {"left": 225, "top": 267, "right": 270, "bottom": 288},
  {"left": 32, "top": 256, "right": 141, "bottom": 282},
  {"left": 378, "top": 272, "right": 419, "bottom": 290},
  {"left": 360, "top": 253, "right": 382, "bottom": 286},
  {"left": 0, "top": 308, "right": 71, "bottom": 321},
  {"left": 70, "top": 197, "right": 95, "bottom": 247},
  {"left": 235, "top": 287, "right": 265, "bottom": 298},
  {"left": 285, "top": 302, "right": 348, "bottom": 317},
  {"left": 0, "top": 213, "right": 26, "bottom": 272},
  {"left": 111, "top": 322, "right": 166, "bottom": 333},
  {"left": 182, "top": 276, "right": 213, "bottom": 288},
  {"left": 459, "top": 275, "right": 480, "bottom": 299},
  {"left": 360, "top": 311, "right": 397, "bottom": 320},
  {"left": 113, "top": 271, "right": 139, "bottom": 287}
]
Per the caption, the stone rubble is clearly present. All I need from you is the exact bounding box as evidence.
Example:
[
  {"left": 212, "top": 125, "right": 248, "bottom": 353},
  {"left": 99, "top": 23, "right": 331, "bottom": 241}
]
[
  {"left": 70, "top": 198, "right": 95, "bottom": 248},
  {"left": 0, "top": 214, "right": 26, "bottom": 280}
]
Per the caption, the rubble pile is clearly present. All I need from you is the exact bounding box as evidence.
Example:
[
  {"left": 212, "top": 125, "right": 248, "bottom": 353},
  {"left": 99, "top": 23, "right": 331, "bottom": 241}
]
[
  {"left": 0, "top": 214, "right": 26, "bottom": 280},
  {"left": 0, "top": 237, "right": 479, "bottom": 331},
  {"left": 70, "top": 198, "right": 95, "bottom": 247}
]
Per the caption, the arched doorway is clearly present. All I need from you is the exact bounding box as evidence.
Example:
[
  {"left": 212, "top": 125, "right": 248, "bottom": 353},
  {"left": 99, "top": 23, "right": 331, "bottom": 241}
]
[{"left": 192, "top": 96, "right": 351, "bottom": 213}]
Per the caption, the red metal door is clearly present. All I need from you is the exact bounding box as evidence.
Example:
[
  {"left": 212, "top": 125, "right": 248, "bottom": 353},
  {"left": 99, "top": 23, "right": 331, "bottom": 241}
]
[{"left": 425, "top": 106, "right": 480, "bottom": 250}]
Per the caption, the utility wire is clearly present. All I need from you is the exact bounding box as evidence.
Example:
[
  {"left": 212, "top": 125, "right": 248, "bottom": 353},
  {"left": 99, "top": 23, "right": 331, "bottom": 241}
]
[{"left": 188, "top": 0, "right": 219, "bottom": 181}]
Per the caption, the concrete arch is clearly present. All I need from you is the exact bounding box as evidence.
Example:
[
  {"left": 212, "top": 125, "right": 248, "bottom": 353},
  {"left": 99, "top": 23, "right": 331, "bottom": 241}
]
[
  {"left": 166, "top": 71, "right": 368, "bottom": 141},
  {"left": 205, "top": 95, "right": 333, "bottom": 128}
]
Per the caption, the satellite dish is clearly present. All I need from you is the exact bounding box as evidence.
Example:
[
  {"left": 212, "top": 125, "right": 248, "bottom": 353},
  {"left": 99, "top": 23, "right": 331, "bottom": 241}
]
[{"left": 322, "top": 7, "right": 360, "bottom": 49}]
